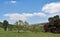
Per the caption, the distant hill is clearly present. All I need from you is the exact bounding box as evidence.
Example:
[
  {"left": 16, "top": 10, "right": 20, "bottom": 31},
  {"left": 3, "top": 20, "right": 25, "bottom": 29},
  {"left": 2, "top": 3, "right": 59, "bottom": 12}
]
[{"left": 31, "top": 22, "right": 48, "bottom": 26}]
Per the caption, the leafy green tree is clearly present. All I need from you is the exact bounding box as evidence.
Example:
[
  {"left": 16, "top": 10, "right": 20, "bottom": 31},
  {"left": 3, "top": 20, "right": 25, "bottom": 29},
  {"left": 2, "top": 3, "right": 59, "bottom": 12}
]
[
  {"left": 54, "top": 15, "right": 59, "bottom": 20},
  {"left": 3, "top": 20, "right": 9, "bottom": 31},
  {"left": 23, "top": 21, "right": 29, "bottom": 31},
  {"left": 24, "top": 21, "right": 29, "bottom": 25},
  {"left": 48, "top": 17, "right": 54, "bottom": 25},
  {"left": 15, "top": 21, "right": 19, "bottom": 33},
  {"left": 15, "top": 20, "right": 23, "bottom": 33},
  {"left": 18, "top": 20, "right": 24, "bottom": 30}
]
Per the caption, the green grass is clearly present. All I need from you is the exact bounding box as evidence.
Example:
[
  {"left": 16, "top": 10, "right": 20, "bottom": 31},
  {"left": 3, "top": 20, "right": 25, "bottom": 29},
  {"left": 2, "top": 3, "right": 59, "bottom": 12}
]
[{"left": 0, "top": 28, "right": 60, "bottom": 37}]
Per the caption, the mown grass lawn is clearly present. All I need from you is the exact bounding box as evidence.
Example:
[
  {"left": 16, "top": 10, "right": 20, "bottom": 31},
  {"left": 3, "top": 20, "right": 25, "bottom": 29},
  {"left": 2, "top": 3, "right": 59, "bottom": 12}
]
[{"left": 0, "top": 29, "right": 60, "bottom": 37}]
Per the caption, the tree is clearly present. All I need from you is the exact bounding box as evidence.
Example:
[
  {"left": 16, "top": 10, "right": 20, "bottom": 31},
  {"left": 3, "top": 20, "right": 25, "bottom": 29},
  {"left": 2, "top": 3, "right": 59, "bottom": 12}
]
[
  {"left": 54, "top": 15, "right": 59, "bottom": 21},
  {"left": 44, "top": 15, "right": 60, "bottom": 33},
  {"left": 23, "top": 21, "right": 29, "bottom": 31},
  {"left": 15, "top": 20, "right": 23, "bottom": 33},
  {"left": 24, "top": 21, "right": 29, "bottom": 25},
  {"left": 3, "top": 20, "right": 9, "bottom": 31},
  {"left": 18, "top": 20, "right": 24, "bottom": 30},
  {"left": 15, "top": 21, "right": 19, "bottom": 32},
  {"left": 48, "top": 17, "right": 54, "bottom": 25}
]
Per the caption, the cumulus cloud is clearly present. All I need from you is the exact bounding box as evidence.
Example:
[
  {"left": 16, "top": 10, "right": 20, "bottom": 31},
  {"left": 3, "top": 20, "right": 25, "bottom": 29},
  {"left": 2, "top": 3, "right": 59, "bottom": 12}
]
[
  {"left": 4, "top": 13, "right": 46, "bottom": 21},
  {"left": 42, "top": 2, "right": 60, "bottom": 14}
]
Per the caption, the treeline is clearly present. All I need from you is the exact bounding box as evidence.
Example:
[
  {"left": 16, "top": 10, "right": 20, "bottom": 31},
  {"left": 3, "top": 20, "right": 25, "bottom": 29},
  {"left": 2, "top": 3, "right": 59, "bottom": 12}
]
[{"left": 0, "top": 20, "right": 44, "bottom": 33}]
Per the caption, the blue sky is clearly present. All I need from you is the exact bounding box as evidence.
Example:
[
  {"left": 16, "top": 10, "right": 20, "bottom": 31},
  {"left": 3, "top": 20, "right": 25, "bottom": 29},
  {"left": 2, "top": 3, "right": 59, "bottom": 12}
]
[{"left": 0, "top": 0, "right": 60, "bottom": 24}]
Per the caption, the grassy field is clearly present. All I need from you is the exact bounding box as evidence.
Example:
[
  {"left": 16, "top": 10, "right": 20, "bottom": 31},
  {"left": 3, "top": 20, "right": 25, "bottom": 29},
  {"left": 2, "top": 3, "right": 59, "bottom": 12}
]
[{"left": 0, "top": 28, "right": 60, "bottom": 37}]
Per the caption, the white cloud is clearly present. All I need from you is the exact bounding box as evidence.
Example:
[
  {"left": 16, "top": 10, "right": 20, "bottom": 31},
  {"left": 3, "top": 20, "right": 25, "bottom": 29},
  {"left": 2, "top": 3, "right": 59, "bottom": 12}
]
[
  {"left": 4, "top": 0, "right": 17, "bottom": 4},
  {"left": 4, "top": 13, "right": 46, "bottom": 21},
  {"left": 42, "top": 2, "right": 60, "bottom": 14},
  {"left": 33, "top": 13, "right": 46, "bottom": 16},
  {"left": 11, "top": 0, "right": 16, "bottom": 4}
]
